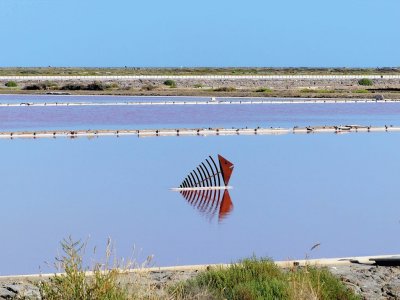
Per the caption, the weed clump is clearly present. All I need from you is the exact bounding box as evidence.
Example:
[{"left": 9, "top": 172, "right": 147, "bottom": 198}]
[
  {"left": 213, "top": 86, "right": 236, "bottom": 92},
  {"left": 141, "top": 84, "right": 157, "bottom": 91},
  {"left": 61, "top": 82, "right": 104, "bottom": 91},
  {"left": 300, "top": 88, "right": 315, "bottom": 93},
  {"left": 256, "top": 87, "right": 272, "bottom": 93},
  {"left": 24, "top": 84, "right": 45, "bottom": 90},
  {"left": 106, "top": 82, "right": 119, "bottom": 89},
  {"left": 86, "top": 82, "right": 104, "bottom": 91},
  {"left": 163, "top": 79, "right": 176, "bottom": 88},
  {"left": 23, "top": 82, "right": 58, "bottom": 90},
  {"left": 61, "top": 84, "right": 84, "bottom": 91},
  {"left": 37, "top": 237, "right": 129, "bottom": 300},
  {"left": 5, "top": 81, "right": 17, "bottom": 87},
  {"left": 358, "top": 78, "right": 373, "bottom": 86},
  {"left": 172, "top": 257, "right": 360, "bottom": 300},
  {"left": 300, "top": 88, "right": 334, "bottom": 93}
]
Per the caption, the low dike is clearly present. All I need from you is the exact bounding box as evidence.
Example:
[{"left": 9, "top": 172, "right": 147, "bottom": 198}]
[
  {"left": 0, "top": 98, "right": 399, "bottom": 107},
  {"left": 1, "top": 255, "right": 400, "bottom": 299},
  {"left": 0, "top": 125, "right": 399, "bottom": 140}
]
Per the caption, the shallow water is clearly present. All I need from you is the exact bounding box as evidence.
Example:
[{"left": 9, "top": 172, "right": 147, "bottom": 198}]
[
  {"left": 0, "top": 96, "right": 400, "bottom": 131},
  {"left": 1, "top": 133, "right": 400, "bottom": 275}
]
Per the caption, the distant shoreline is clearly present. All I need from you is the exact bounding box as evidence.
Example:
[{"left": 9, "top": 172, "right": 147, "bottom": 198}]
[
  {"left": 1, "top": 67, "right": 400, "bottom": 76},
  {"left": 1, "top": 74, "right": 400, "bottom": 99}
]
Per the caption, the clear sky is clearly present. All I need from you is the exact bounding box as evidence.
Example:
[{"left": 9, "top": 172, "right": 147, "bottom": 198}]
[{"left": 0, "top": 0, "right": 399, "bottom": 67}]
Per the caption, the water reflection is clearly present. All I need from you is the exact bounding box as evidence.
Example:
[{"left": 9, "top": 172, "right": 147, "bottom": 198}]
[{"left": 179, "top": 189, "right": 233, "bottom": 222}]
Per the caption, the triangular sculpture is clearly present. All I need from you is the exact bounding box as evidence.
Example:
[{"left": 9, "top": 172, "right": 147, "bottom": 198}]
[
  {"left": 176, "top": 154, "right": 234, "bottom": 190},
  {"left": 218, "top": 154, "right": 234, "bottom": 186}
]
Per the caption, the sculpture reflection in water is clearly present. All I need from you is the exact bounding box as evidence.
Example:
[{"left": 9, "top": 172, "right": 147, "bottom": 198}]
[
  {"left": 179, "top": 188, "right": 233, "bottom": 222},
  {"left": 171, "top": 154, "right": 234, "bottom": 222}
]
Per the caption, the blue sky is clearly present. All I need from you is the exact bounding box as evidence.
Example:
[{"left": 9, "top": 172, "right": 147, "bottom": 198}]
[{"left": 0, "top": 0, "right": 399, "bottom": 67}]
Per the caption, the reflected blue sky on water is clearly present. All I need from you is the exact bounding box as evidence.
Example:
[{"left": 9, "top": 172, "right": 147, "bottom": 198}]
[
  {"left": 1, "top": 101, "right": 400, "bottom": 131},
  {"left": 1, "top": 133, "right": 400, "bottom": 275}
]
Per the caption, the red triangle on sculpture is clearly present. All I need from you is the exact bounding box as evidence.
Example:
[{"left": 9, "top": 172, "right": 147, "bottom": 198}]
[{"left": 218, "top": 154, "right": 234, "bottom": 186}]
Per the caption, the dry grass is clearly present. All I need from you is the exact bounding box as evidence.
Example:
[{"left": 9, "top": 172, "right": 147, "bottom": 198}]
[
  {"left": 171, "top": 257, "right": 360, "bottom": 300},
  {"left": 36, "top": 237, "right": 153, "bottom": 300},
  {"left": 36, "top": 239, "right": 360, "bottom": 300}
]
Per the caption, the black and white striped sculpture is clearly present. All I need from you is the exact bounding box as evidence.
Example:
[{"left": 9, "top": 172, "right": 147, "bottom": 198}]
[{"left": 171, "top": 155, "right": 234, "bottom": 191}]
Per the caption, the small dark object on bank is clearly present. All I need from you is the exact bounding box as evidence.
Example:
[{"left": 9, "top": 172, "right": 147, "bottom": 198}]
[{"left": 370, "top": 257, "right": 400, "bottom": 267}]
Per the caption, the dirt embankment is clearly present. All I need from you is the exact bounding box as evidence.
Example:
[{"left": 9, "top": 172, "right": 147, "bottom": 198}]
[
  {"left": 1, "top": 78, "right": 400, "bottom": 99},
  {"left": 1, "top": 265, "right": 400, "bottom": 299}
]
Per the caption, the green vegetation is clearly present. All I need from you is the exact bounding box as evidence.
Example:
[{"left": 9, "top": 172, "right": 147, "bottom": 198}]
[
  {"left": 5, "top": 81, "right": 17, "bottom": 87},
  {"left": 358, "top": 78, "right": 373, "bottom": 86},
  {"left": 354, "top": 89, "right": 369, "bottom": 93},
  {"left": 141, "top": 84, "right": 157, "bottom": 91},
  {"left": 106, "top": 82, "right": 119, "bottom": 89},
  {"left": 300, "top": 88, "right": 317, "bottom": 93},
  {"left": 37, "top": 239, "right": 359, "bottom": 300},
  {"left": 23, "top": 81, "right": 58, "bottom": 90},
  {"left": 163, "top": 79, "right": 176, "bottom": 88},
  {"left": 256, "top": 87, "right": 273, "bottom": 93},
  {"left": 60, "top": 84, "right": 84, "bottom": 91},
  {"left": 214, "top": 86, "right": 236, "bottom": 92},
  {"left": 173, "top": 257, "right": 359, "bottom": 300},
  {"left": 193, "top": 83, "right": 204, "bottom": 88},
  {"left": 37, "top": 237, "right": 129, "bottom": 300},
  {"left": 23, "top": 84, "right": 42, "bottom": 90},
  {"left": 316, "top": 89, "right": 335, "bottom": 93},
  {"left": 300, "top": 88, "right": 335, "bottom": 93},
  {"left": 1, "top": 67, "right": 399, "bottom": 76},
  {"left": 60, "top": 82, "right": 104, "bottom": 91},
  {"left": 86, "top": 82, "right": 105, "bottom": 91}
]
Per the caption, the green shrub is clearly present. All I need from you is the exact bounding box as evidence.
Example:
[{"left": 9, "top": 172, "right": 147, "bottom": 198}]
[
  {"left": 86, "top": 82, "right": 104, "bottom": 91},
  {"left": 317, "top": 89, "right": 335, "bottom": 93},
  {"left": 172, "top": 257, "right": 360, "bottom": 300},
  {"left": 163, "top": 79, "right": 176, "bottom": 88},
  {"left": 354, "top": 89, "right": 369, "bottom": 93},
  {"left": 23, "top": 82, "right": 58, "bottom": 90},
  {"left": 256, "top": 87, "right": 272, "bottom": 93},
  {"left": 61, "top": 82, "right": 104, "bottom": 91},
  {"left": 141, "top": 84, "right": 157, "bottom": 91},
  {"left": 5, "top": 81, "right": 17, "bottom": 87},
  {"left": 358, "top": 78, "right": 373, "bottom": 86},
  {"left": 194, "top": 84, "right": 203, "bottom": 88},
  {"left": 106, "top": 82, "right": 119, "bottom": 89},
  {"left": 23, "top": 84, "right": 43, "bottom": 90},
  {"left": 300, "top": 88, "right": 315, "bottom": 93},
  {"left": 37, "top": 238, "right": 130, "bottom": 300},
  {"left": 213, "top": 86, "right": 236, "bottom": 92},
  {"left": 61, "top": 84, "right": 84, "bottom": 91},
  {"left": 43, "top": 81, "right": 59, "bottom": 89}
]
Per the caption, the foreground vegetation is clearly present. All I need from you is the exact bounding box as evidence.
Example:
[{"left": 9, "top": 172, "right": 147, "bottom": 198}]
[
  {"left": 36, "top": 239, "right": 359, "bottom": 300},
  {"left": 172, "top": 257, "right": 359, "bottom": 300},
  {"left": 0, "top": 67, "right": 399, "bottom": 76},
  {"left": 37, "top": 238, "right": 131, "bottom": 300}
]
